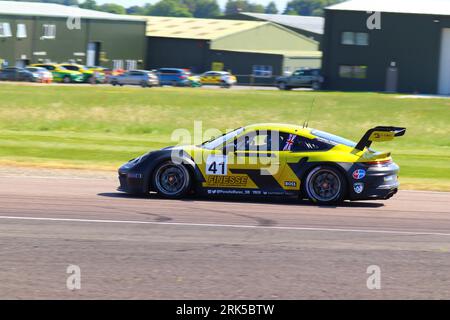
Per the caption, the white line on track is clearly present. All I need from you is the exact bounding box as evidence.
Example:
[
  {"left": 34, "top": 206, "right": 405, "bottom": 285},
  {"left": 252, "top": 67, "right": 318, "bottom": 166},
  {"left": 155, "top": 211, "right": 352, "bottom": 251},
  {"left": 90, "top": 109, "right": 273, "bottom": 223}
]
[{"left": 0, "top": 215, "right": 449, "bottom": 237}]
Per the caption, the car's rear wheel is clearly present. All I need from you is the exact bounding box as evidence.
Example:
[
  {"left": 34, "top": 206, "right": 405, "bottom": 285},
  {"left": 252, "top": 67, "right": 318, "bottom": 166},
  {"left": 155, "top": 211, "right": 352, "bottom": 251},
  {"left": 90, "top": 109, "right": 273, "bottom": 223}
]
[
  {"left": 278, "top": 82, "right": 290, "bottom": 90},
  {"left": 153, "top": 161, "right": 191, "bottom": 199},
  {"left": 63, "top": 76, "right": 71, "bottom": 84},
  {"left": 304, "top": 166, "right": 346, "bottom": 205},
  {"left": 312, "top": 81, "right": 321, "bottom": 90}
]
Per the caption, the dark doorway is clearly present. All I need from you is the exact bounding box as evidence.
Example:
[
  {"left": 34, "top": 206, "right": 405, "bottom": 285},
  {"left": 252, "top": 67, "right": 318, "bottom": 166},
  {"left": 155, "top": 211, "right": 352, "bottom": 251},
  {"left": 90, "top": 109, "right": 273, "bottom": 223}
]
[{"left": 385, "top": 66, "right": 398, "bottom": 93}]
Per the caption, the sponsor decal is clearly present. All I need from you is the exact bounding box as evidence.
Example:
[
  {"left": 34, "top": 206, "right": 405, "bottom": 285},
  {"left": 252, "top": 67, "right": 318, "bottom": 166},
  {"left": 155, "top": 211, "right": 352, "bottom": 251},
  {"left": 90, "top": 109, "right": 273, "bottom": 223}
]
[
  {"left": 352, "top": 169, "right": 366, "bottom": 180},
  {"left": 354, "top": 183, "right": 364, "bottom": 194},
  {"left": 284, "top": 181, "right": 297, "bottom": 188},
  {"left": 283, "top": 134, "right": 298, "bottom": 151},
  {"left": 207, "top": 175, "right": 248, "bottom": 187}
]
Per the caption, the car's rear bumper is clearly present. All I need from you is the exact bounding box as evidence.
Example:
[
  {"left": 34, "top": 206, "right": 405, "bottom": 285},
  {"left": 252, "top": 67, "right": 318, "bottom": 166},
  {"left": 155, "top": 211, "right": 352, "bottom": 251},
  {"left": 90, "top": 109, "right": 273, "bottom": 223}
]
[{"left": 345, "top": 162, "right": 400, "bottom": 201}]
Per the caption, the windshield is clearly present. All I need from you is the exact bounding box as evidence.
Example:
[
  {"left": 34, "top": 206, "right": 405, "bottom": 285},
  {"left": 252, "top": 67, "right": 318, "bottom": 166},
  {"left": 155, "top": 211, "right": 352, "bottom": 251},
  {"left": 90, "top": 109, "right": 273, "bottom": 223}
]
[
  {"left": 201, "top": 127, "right": 245, "bottom": 150},
  {"left": 311, "top": 130, "right": 357, "bottom": 148}
]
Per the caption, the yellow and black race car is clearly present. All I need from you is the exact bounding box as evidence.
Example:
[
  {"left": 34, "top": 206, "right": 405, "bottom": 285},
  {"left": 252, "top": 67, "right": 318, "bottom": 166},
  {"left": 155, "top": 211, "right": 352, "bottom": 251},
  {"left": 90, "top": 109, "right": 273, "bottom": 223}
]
[{"left": 118, "top": 124, "right": 406, "bottom": 205}]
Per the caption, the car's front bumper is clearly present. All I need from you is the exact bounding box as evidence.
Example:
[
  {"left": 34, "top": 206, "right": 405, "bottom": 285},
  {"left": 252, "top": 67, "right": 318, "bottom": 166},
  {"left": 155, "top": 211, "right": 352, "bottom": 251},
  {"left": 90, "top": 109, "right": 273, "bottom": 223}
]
[{"left": 118, "top": 169, "right": 146, "bottom": 194}]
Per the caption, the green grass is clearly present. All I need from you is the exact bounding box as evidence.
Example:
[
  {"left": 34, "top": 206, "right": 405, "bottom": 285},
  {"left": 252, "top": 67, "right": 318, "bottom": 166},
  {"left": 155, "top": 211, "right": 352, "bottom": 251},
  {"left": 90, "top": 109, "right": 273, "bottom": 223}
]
[{"left": 0, "top": 84, "right": 449, "bottom": 191}]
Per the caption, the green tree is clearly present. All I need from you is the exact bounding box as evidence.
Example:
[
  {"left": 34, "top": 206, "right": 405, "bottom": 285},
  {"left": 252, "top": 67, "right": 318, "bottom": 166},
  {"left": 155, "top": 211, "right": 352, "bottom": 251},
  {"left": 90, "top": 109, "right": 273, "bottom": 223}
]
[
  {"left": 224, "top": 0, "right": 266, "bottom": 15},
  {"left": 283, "top": 0, "right": 344, "bottom": 17},
  {"left": 127, "top": 5, "right": 151, "bottom": 15},
  {"left": 98, "top": 3, "right": 126, "bottom": 14},
  {"left": 265, "top": 1, "right": 278, "bottom": 14},
  {"left": 12, "top": 0, "right": 78, "bottom": 5},
  {"left": 248, "top": 3, "right": 265, "bottom": 13},
  {"left": 148, "top": 0, "right": 192, "bottom": 17},
  {"left": 182, "top": 0, "right": 221, "bottom": 18},
  {"left": 79, "top": 0, "right": 97, "bottom": 10}
]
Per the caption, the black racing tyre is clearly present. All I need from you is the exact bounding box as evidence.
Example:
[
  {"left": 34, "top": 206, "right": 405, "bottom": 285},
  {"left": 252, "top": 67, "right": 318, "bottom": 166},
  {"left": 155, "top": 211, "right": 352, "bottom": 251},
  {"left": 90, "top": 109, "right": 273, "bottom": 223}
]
[
  {"left": 312, "top": 81, "right": 321, "bottom": 90},
  {"left": 304, "top": 165, "right": 346, "bottom": 205},
  {"left": 63, "top": 76, "right": 71, "bottom": 84},
  {"left": 278, "top": 82, "right": 291, "bottom": 90},
  {"left": 221, "top": 81, "right": 231, "bottom": 88},
  {"left": 152, "top": 161, "right": 191, "bottom": 199},
  {"left": 111, "top": 81, "right": 118, "bottom": 86},
  {"left": 141, "top": 81, "right": 148, "bottom": 88}
]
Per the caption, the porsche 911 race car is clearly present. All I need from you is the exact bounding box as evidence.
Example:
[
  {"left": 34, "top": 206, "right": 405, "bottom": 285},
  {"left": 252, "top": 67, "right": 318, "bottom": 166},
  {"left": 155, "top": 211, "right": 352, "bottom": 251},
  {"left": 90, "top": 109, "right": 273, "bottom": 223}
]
[{"left": 118, "top": 124, "right": 406, "bottom": 205}]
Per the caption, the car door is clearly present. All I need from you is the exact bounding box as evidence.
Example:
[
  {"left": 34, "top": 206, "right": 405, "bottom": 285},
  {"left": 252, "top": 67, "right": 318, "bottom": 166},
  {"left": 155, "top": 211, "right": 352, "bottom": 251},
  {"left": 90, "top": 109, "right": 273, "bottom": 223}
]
[
  {"left": 203, "top": 72, "right": 218, "bottom": 85},
  {"left": 120, "top": 72, "right": 131, "bottom": 84},
  {"left": 130, "top": 71, "right": 142, "bottom": 85},
  {"left": 4, "top": 69, "right": 14, "bottom": 81},
  {"left": 200, "top": 72, "right": 211, "bottom": 84},
  {"left": 301, "top": 70, "right": 314, "bottom": 86},
  {"left": 157, "top": 69, "right": 169, "bottom": 85},
  {"left": 289, "top": 70, "right": 304, "bottom": 87},
  {"left": 224, "top": 130, "right": 287, "bottom": 194}
]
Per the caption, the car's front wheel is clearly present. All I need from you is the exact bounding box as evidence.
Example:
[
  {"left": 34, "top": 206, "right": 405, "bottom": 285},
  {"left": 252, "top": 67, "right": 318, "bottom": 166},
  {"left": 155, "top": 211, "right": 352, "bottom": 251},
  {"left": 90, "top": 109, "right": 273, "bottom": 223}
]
[
  {"left": 304, "top": 166, "right": 346, "bottom": 205},
  {"left": 63, "top": 76, "right": 71, "bottom": 84},
  {"left": 152, "top": 161, "right": 191, "bottom": 199}
]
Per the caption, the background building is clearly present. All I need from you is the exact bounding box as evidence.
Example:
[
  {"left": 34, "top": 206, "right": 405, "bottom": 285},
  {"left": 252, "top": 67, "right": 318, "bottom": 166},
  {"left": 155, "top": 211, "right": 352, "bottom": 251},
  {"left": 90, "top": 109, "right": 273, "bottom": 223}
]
[
  {"left": 0, "top": 1, "right": 146, "bottom": 69},
  {"left": 222, "top": 12, "right": 324, "bottom": 43},
  {"left": 143, "top": 16, "right": 321, "bottom": 84},
  {"left": 322, "top": 0, "right": 450, "bottom": 94}
]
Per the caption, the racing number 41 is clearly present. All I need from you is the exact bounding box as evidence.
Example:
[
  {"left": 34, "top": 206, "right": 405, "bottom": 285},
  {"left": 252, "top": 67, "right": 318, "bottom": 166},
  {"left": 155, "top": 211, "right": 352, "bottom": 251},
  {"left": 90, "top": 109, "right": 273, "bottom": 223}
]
[
  {"left": 209, "top": 161, "right": 225, "bottom": 175},
  {"left": 206, "top": 155, "right": 228, "bottom": 176}
]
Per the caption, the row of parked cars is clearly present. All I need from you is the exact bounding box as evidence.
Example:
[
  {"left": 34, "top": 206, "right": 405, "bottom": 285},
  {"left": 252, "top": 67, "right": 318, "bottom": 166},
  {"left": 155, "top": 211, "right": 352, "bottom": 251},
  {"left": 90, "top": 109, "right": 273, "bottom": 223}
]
[
  {"left": 0, "top": 63, "right": 323, "bottom": 90},
  {"left": 0, "top": 64, "right": 238, "bottom": 88},
  {"left": 0, "top": 64, "right": 108, "bottom": 84},
  {"left": 110, "top": 68, "right": 238, "bottom": 88}
]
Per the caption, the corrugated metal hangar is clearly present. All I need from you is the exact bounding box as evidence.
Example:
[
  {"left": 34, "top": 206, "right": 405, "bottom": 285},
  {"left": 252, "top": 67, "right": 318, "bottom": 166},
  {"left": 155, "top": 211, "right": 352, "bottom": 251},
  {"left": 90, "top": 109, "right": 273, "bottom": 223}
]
[
  {"left": 322, "top": 0, "right": 450, "bottom": 94},
  {"left": 222, "top": 12, "right": 324, "bottom": 43},
  {"left": 0, "top": 1, "right": 146, "bottom": 69},
  {"left": 142, "top": 16, "right": 321, "bottom": 84}
]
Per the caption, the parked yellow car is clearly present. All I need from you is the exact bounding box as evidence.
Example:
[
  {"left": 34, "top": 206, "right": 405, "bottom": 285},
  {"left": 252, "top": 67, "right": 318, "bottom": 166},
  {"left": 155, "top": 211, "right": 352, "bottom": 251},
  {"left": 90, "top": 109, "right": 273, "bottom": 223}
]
[
  {"left": 30, "top": 63, "right": 84, "bottom": 83},
  {"left": 60, "top": 64, "right": 105, "bottom": 83},
  {"left": 200, "top": 71, "right": 237, "bottom": 88}
]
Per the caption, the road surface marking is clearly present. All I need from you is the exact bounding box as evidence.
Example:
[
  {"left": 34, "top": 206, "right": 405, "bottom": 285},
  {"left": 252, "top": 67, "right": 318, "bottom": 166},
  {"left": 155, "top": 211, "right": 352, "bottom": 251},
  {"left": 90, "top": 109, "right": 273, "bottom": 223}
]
[{"left": 0, "top": 215, "right": 449, "bottom": 237}]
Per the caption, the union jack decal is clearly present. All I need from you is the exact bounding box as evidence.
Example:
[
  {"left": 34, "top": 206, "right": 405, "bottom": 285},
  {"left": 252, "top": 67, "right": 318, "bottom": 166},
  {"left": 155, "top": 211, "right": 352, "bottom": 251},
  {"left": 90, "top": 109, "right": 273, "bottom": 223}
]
[{"left": 283, "top": 134, "right": 297, "bottom": 151}]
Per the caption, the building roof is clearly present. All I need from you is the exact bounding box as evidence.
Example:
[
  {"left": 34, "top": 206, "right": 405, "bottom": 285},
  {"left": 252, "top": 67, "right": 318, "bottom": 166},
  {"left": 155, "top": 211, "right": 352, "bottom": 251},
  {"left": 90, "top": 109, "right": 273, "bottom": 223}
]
[
  {"left": 0, "top": 1, "right": 144, "bottom": 21},
  {"left": 140, "top": 16, "right": 268, "bottom": 40},
  {"left": 327, "top": 0, "right": 450, "bottom": 16},
  {"left": 216, "top": 48, "right": 322, "bottom": 58},
  {"left": 237, "top": 12, "right": 324, "bottom": 35}
]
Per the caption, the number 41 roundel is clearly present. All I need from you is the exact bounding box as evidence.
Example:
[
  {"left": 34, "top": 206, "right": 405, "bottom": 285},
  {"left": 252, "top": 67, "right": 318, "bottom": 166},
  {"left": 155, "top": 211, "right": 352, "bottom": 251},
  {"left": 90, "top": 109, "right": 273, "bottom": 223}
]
[{"left": 206, "top": 155, "right": 228, "bottom": 176}]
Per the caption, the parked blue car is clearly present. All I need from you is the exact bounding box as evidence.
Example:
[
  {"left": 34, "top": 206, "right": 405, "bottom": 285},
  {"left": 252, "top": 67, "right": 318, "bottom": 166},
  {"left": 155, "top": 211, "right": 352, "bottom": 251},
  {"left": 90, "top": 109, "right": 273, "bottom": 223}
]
[{"left": 157, "top": 68, "right": 191, "bottom": 86}]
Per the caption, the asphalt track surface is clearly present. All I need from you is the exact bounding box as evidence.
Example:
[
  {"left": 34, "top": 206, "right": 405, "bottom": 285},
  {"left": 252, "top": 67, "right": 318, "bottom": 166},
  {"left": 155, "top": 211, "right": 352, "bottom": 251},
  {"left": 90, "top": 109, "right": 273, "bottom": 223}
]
[{"left": 0, "top": 169, "right": 449, "bottom": 299}]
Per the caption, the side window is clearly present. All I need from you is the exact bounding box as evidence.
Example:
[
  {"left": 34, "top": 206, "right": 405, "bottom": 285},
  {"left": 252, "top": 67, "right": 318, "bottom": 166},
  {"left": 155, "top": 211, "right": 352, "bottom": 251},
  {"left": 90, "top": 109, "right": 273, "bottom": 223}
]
[
  {"left": 277, "top": 133, "right": 333, "bottom": 152},
  {"left": 292, "top": 137, "right": 334, "bottom": 152},
  {"left": 235, "top": 131, "right": 283, "bottom": 152}
]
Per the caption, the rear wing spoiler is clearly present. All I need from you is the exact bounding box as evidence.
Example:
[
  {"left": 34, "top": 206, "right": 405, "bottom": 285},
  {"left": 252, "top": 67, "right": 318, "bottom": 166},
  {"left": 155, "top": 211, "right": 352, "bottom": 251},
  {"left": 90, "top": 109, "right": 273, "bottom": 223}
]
[{"left": 355, "top": 126, "right": 406, "bottom": 151}]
